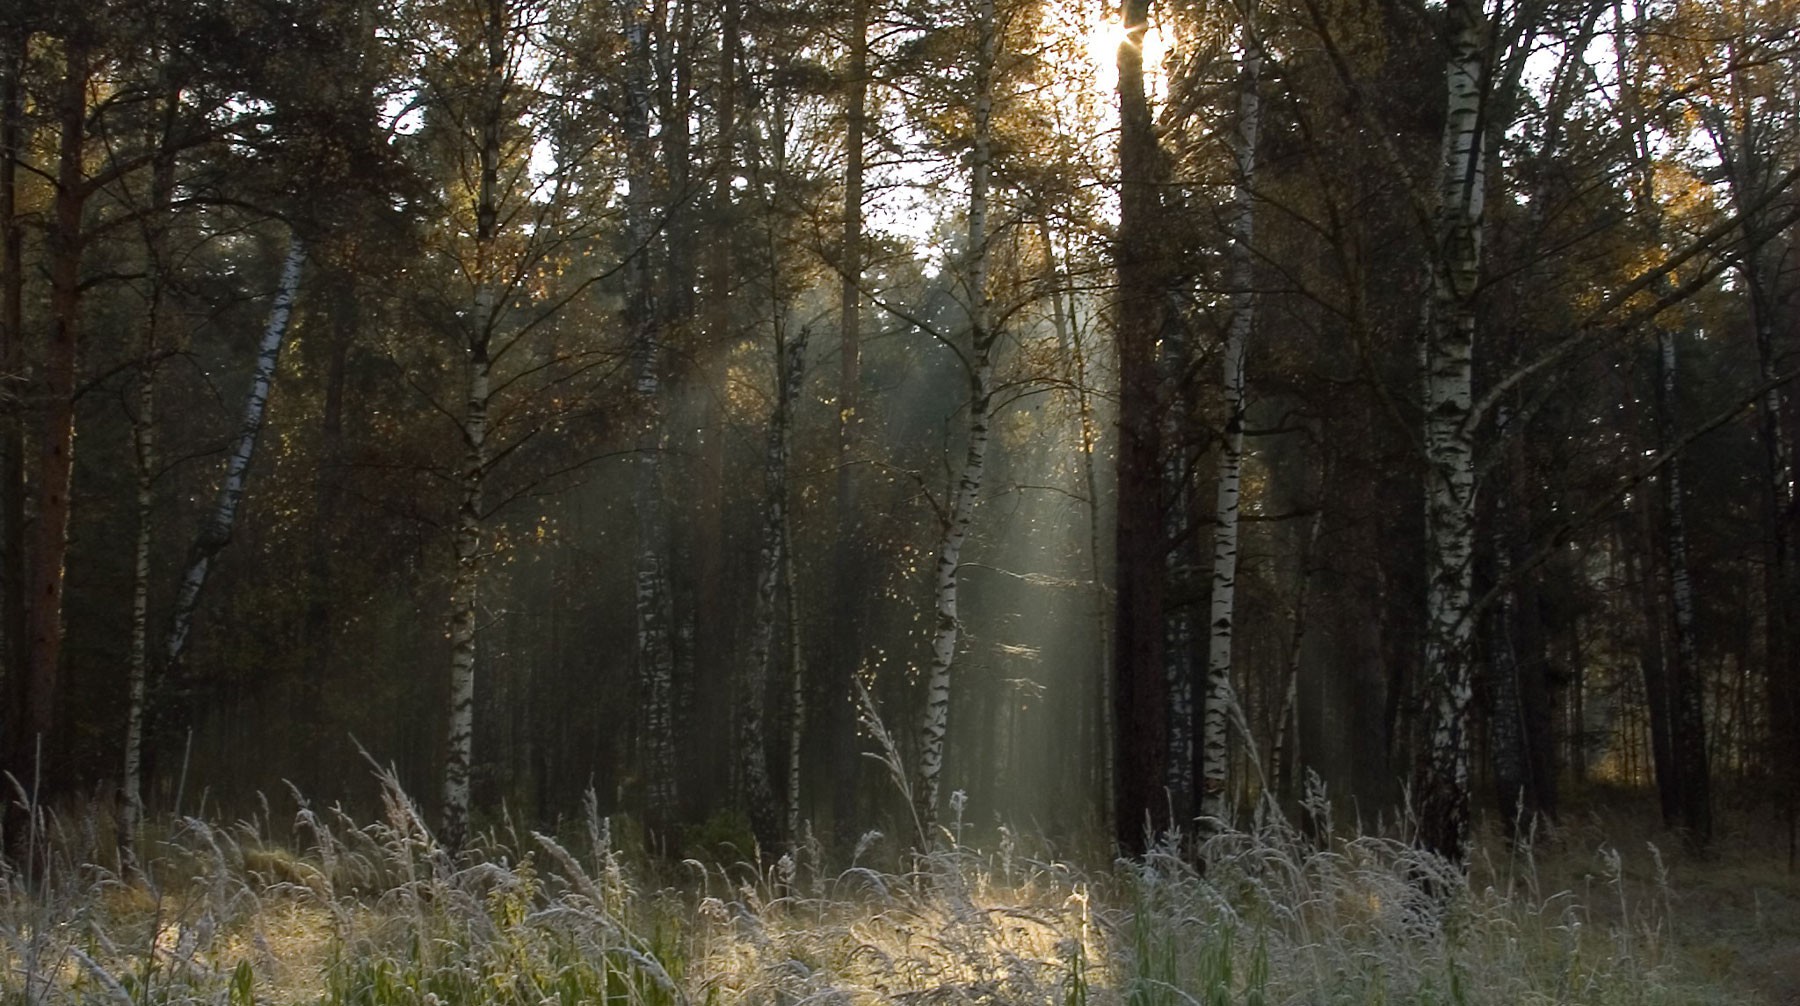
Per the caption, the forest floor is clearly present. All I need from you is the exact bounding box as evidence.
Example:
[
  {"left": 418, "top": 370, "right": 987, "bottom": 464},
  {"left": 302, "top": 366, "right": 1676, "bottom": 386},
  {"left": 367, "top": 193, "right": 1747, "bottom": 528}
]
[{"left": 2, "top": 776, "right": 1796, "bottom": 1006}]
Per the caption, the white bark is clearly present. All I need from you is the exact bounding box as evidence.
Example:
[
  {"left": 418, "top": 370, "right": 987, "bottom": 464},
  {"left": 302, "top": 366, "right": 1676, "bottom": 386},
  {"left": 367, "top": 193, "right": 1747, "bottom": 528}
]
[
  {"left": 745, "top": 330, "right": 806, "bottom": 848},
  {"left": 440, "top": 5, "right": 508, "bottom": 849},
  {"left": 1416, "top": 0, "right": 1485, "bottom": 862},
  {"left": 1200, "top": 27, "right": 1262, "bottom": 829},
  {"left": 624, "top": 5, "right": 678, "bottom": 822},
  {"left": 123, "top": 136, "right": 177, "bottom": 846},
  {"left": 917, "top": 0, "right": 996, "bottom": 835},
  {"left": 441, "top": 344, "right": 489, "bottom": 850},
  {"left": 164, "top": 235, "right": 304, "bottom": 670},
  {"left": 1486, "top": 409, "right": 1527, "bottom": 822}
]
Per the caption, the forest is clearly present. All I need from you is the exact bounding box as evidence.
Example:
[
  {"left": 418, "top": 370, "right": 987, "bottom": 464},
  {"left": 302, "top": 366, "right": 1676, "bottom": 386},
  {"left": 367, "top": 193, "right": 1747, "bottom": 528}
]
[{"left": 1, "top": 0, "right": 1799, "bottom": 1000}]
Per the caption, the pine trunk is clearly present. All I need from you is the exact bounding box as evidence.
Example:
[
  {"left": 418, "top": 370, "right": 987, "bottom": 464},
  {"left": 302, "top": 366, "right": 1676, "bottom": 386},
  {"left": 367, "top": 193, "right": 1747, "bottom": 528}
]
[
  {"left": 19, "top": 40, "right": 91, "bottom": 794},
  {"left": 1657, "top": 328, "right": 1711, "bottom": 850},
  {"left": 0, "top": 24, "right": 24, "bottom": 764},
  {"left": 1113, "top": 0, "right": 1172, "bottom": 854},
  {"left": 1633, "top": 508, "right": 1679, "bottom": 816},
  {"left": 830, "top": 0, "right": 869, "bottom": 847},
  {"left": 1738, "top": 193, "right": 1797, "bottom": 854}
]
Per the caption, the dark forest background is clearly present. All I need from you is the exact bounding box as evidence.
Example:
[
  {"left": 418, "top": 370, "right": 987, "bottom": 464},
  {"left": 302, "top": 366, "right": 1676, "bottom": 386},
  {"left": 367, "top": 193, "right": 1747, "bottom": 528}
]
[{"left": 1, "top": 0, "right": 1796, "bottom": 866}]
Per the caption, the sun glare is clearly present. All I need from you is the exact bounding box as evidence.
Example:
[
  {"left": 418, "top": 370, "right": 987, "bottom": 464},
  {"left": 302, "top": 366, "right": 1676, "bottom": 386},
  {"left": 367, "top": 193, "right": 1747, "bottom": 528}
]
[{"left": 1083, "top": 15, "right": 1170, "bottom": 96}]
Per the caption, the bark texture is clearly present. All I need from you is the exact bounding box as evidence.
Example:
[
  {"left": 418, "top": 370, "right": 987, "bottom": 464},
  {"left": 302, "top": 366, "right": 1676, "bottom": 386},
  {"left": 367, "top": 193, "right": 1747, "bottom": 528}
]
[
  {"left": 745, "top": 330, "right": 806, "bottom": 851},
  {"left": 440, "top": 0, "right": 506, "bottom": 853},
  {"left": 917, "top": 0, "right": 996, "bottom": 835},
  {"left": 625, "top": 4, "right": 679, "bottom": 829},
  {"left": 1112, "top": 0, "right": 1171, "bottom": 853},
  {"left": 1200, "top": 29, "right": 1261, "bottom": 829},
  {"left": 0, "top": 23, "right": 24, "bottom": 772},
  {"left": 20, "top": 38, "right": 92, "bottom": 795},
  {"left": 1413, "top": 0, "right": 1485, "bottom": 864},
  {"left": 165, "top": 238, "right": 306, "bottom": 671}
]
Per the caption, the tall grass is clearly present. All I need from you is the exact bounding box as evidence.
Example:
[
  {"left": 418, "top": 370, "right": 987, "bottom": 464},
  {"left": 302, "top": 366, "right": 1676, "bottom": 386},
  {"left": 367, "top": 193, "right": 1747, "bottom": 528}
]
[{"left": 0, "top": 770, "right": 1760, "bottom": 1006}]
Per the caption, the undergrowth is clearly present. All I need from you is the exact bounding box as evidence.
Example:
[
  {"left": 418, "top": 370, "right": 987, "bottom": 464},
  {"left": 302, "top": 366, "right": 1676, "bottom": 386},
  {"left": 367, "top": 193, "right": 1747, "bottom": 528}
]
[{"left": 0, "top": 770, "right": 1768, "bottom": 1006}]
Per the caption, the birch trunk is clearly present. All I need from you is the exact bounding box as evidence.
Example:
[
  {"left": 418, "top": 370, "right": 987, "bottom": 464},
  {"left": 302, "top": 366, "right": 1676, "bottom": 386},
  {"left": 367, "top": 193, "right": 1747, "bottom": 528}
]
[
  {"left": 745, "top": 331, "right": 806, "bottom": 851},
  {"left": 122, "top": 132, "right": 178, "bottom": 841},
  {"left": 123, "top": 360, "right": 155, "bottom": 841},
  {"left": 1162, "top": 350, "right": 1195, "bottom": 820},
  {"left": 1656, "top": 328, "right": 1711, "bottom": 849},
  {"left": 1414, "top": 0, "right": 1485, "bottom": 864},
  {"left": 441, "top": 0, "right": 506, "bottom": 852},
  {"left": 442, "top": 346, "right": 488, "bottom": 850},
  {"left": 164, "top": 237, "right": 305, "bottom": 672},
  {"left": 1484, "top": 410, "right": 1527, "bottom": 830},
  {"left": 916, "top": 0, "right": 996, "bottom": 836},
  {"left": 625, "top": 4, "right": 679, "bottom": 827},
  {"left": 1199, "top": 28, "right": 1262, "bottom": 829}
]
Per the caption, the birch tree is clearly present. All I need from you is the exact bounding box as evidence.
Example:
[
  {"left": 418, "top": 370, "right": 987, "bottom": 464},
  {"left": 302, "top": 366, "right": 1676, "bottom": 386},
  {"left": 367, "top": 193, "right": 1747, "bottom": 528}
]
[
  {"left": 744, "top": 329, "right": 806, "bottom": 851},
  {"left": 163, "top": 238, "right": 306, "bottom": 673},
  {"left": 623, "top": 0, "right": 680, "bottom": 827},
  {"left": 434, "top": 0, "right": 507, "bottom": 852},
  {"left": 410, "top": 0, "right": 624, "bottom": 845},
  {"left": 1199, "top": 15, "right": 1262, "bottom": 829},
  {"left": 1412, "top": 0, "right": 1487, "bottom": 863},
  {"left": 122, "top": 105, "right": 182, "bottom": 839},
  {"left": 916, "top": 0, "right": 999, "bottom": 835}
]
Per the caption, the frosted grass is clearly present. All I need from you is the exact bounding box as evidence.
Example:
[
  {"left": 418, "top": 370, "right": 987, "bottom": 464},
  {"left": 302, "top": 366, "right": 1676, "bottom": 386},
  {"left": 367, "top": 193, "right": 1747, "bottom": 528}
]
[{"left": 0, "top": 771, "right": 1747, "bottom": 1006}]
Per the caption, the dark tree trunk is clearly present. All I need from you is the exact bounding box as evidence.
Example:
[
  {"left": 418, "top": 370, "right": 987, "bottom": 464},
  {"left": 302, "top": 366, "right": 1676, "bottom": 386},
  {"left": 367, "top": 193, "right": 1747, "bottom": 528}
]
[
  {"left": 1656, "top": 329, "right": 1711, "bottom": 851},
  {"left": 18, "top": 40, "right": 92, "bottom": 801},
  {"left": 0, "top": 21, "right": 26, "bottom": 784},
  {"left": 1112, "top": 0, "right": 1171, "bottom": 854},
  {"left": 829, "top": 0, "right": 869, "bottom": 848}
]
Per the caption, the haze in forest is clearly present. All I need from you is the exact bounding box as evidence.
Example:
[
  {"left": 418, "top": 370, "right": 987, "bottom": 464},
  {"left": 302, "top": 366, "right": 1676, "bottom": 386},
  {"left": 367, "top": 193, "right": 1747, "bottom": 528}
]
[{"left": 0, "top": 0, "right": 1795, "bottom": 884}]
